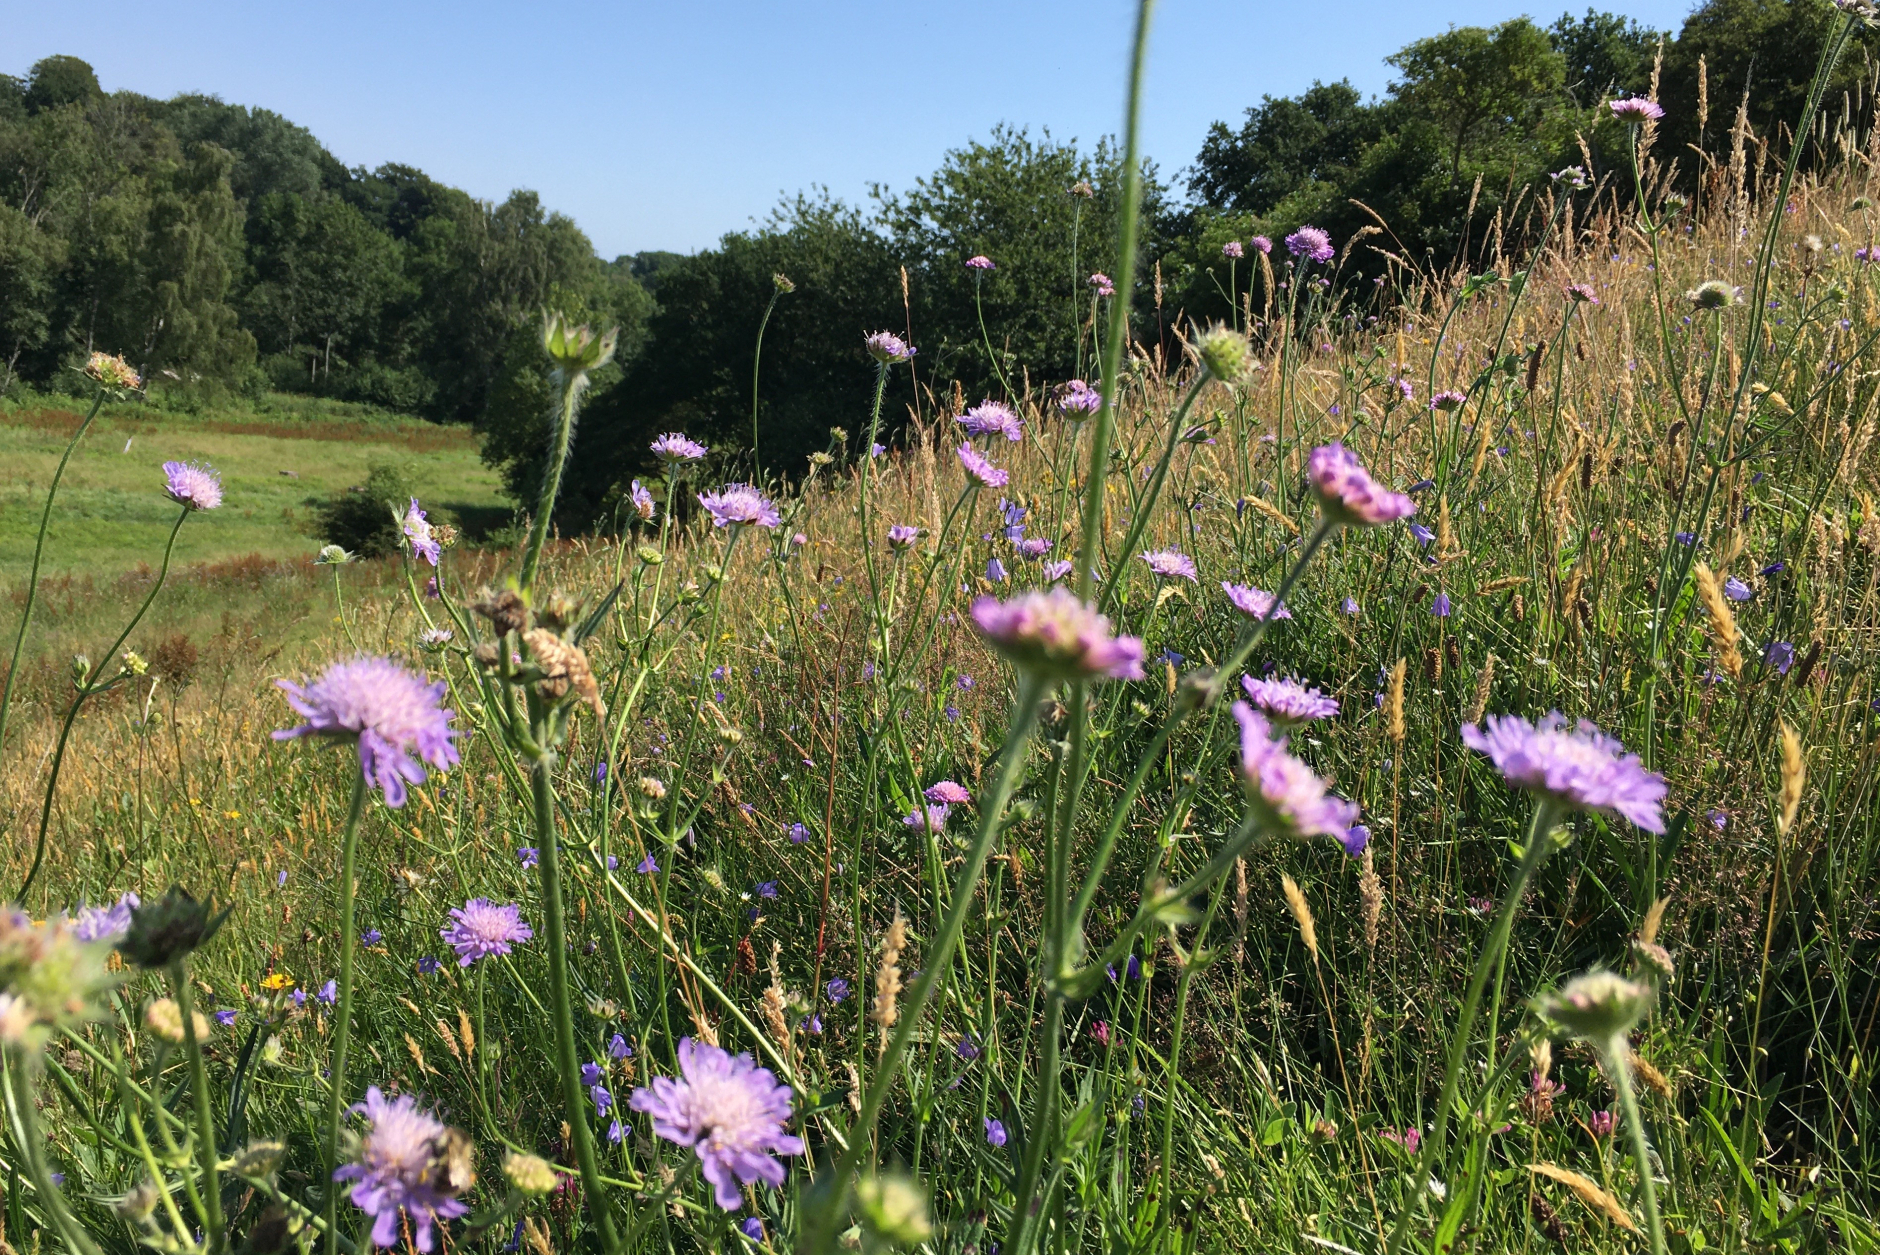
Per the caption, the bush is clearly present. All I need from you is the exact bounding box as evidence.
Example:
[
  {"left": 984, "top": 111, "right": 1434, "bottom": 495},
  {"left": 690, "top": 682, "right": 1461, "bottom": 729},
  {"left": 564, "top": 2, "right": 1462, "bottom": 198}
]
[{"left": 312, "top": 459, "right": 419, "bottom": 557}]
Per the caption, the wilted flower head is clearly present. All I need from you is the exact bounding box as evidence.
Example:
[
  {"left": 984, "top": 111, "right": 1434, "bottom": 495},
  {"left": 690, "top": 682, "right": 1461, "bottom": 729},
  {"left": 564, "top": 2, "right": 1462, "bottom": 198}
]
[
  {"left": 957, "top": 444, "right": 1009, "bottom": 489},
  {"left": 84, "top": 351, "right": 141, "bottom": 391},
  {"left": 697, "top": 484, "right": 782, "bottom": 529},
  {"left": 0, "top": 910, "right": 116, "bottom": 1049},
  {"left": 1221, "top": 582, "right": 1292, "bottom": 621},
  {"left": 965, "top": 255, "right": 996, "bottom": 270},
  {"left": 440, "top": 899, "right": 533, "bottom": 967},
  {"left": 1686, "top": 280, "right": 1738, "bottom": 310},
  {"left": 402, "top": 499, "right": 439, "bottom": 566},
  {"left": 1139, "top": 549, "right": 1198, "bottom": 582},
  {"left": 1221, "top": 240, "right": 1244, "bottom": 259},
  {"left": 73, "top": 892, "right": 140, "bottom": 945},
  {"left": 1058, "top": 379, "right": 1103, "bottom": 416},
  {"left": 651, "top": 432, "right": 708, "bottom": 462},
  {"left": 630, "top": 479, "right": 656, "bottom": 521},
  {"left": 957, "top": 401, "right": 1024, "bottom": 441},
  {"left": 971, "top": 588, "right": 1145, "bottom": 682},
  {"left": 274, "top": 657, "right": 460, "bottom": 807},
  {"left": 332, "top": 1087, "right": 472, "bottom": 1251},
  {"left": 628, "top": 1038, "right": 805, "bottom": 1210},
  {"left": 1461, "top": 712, "right": 1667, "bottom": 831},
  {"left": 1088, "top": 272, "right": 1116, "bottom": 297},
  {"left": 163, "top": 462, "right": 222, "bottom": 512},
  {"left": 1195, "top": 323, "right": 1254, "bottom": 380},
  {"left": 1241, "top": 675, "right": 1338, "bottom": 724},
  {"left": 1533, "top": 970, "right": 1655, "bottom": 1043},
  {"left": 118, "top": 886, "right": 227, "bottom": 969},
  {"left": 1566, "top": 283, "right": 1600, "bottom": 304},
  {"left": 1609, "top": 96, "right": 1665, "bottom": 123},
  {"left": 1231, "top": 705, "right": 1363, "bottom": 851},
  {"left": 1307, "top": 443, "right": 1417, "bottom": 527},
  {"left": 865, "top": 331, "right": 916, "bottom": 363},
  {"left": 1285, "top": 225, "right": 1335, "bottom": 263}
]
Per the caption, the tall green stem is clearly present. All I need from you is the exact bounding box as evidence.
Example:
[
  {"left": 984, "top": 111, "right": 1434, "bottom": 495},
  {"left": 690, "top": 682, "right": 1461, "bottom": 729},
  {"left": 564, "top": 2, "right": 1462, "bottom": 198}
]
[
  {"left": 751, "top": 287, "right": 786, "bottom": 478},
  {"left": 521, "top": 368, "right": 587, "bottom": 594},
  {"left": 171, "top": 959, "right": 227, "bottom": 1254},
  {"left": 1607, "top": 1041, "right": 1667, "bottom": 1255},
  {"left": 322, "top": 770, "right": 369, "bottom": 1255},
  {"left": 1, "top": 1049, "right": 104, "bottom": 1255},
  {"left": 0, "top": 388, "right": 104, "bottom": 764}
]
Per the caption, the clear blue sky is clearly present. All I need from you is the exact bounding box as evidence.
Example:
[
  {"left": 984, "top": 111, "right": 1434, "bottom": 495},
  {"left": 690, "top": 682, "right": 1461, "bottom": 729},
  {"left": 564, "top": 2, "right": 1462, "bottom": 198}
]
[{"left": 4, "top": 0, "right": 1697, "bottom": 259}]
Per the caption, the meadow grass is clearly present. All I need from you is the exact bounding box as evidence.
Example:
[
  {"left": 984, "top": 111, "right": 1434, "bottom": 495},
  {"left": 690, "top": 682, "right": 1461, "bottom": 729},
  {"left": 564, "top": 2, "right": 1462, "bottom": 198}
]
[{"left": 1, "top": 14, "right": 1879, "bottom": 1255}]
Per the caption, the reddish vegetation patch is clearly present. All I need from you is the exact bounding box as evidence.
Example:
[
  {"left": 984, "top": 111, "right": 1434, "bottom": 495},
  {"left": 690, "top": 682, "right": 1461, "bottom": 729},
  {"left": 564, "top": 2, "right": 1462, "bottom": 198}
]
[{"left": 2, "top": 407, "right": 471, "bottom": 453}]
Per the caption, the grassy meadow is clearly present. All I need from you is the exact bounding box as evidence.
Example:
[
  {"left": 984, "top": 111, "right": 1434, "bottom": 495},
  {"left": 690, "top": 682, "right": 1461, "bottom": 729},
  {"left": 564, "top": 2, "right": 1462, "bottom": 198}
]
[{"left": 3, "top": 35, "right": 1880, "bottom": 1255}]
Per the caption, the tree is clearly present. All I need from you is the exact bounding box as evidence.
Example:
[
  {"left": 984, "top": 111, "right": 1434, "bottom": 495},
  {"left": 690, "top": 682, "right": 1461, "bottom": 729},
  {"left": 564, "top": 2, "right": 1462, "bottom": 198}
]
[
  {"left": 23, "top": 56, "right": 100, "bottom": 116},
  {"left": 1387, "top": 20, "right": 1566, "bottom": 186},
  {"left": 141, "top": 144, "right": 256, "bottom": 385},
  {"left": 0, "top": 202, "right": 62, "bottom": 390},
  {"left": 1188, "top": 82, "right": 1384, "bottom": 216},
  {"left": 158, "top": 95, "right": 338, "bottom": 206},
  {"left": 1550, "top": 9, "right": 1664, "bottom": 105},
  {"left": 241, "top": 190, "right": 404, "bottom": 375}
]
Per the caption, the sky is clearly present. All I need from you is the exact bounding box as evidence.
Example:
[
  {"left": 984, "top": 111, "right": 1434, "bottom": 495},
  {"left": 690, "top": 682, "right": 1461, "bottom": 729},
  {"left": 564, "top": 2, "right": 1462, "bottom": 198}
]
[{"left": 3, "top": 0, "right": 1699, "bottom": 259}]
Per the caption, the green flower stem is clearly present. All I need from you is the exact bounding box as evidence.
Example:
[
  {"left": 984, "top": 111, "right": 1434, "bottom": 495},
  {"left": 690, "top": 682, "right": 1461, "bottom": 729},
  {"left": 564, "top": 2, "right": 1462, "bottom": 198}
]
[
  {"left": 322, "top": 769, "right": 370, "bottom": 1255},
  {"left": 1607, "top": 1040, "right": 1668, "bottom": 1255},
  {"left": 974, "top": 275, "right": 1015, "bottom": 399},
  {"left": 1097, "top": 367, "right": 1213, "bottom": 615},
  {"left": 330, "top": 565, "right": 364, "bottom": 654},
  {"left": 1, "top": 1048, "right": 104, "bottom": 1255},
  {"left": 521, "top": 365, "right": 589, "bottom": 595},
  {"left": 751, "top": 286, "right": 786, "bottom": 478},
  {"left": 170, "top": 959, "right": 228, "bottom": 1255},
  {"left": 533, "top": 751, "right": 624, "bottom": 1253},
  {"left": 0, "top": 387, "right": 104, "bottom": 764},
  {"left": 1382, "top": 799, "right": 1559, "bottom": 1255},
  {"left": 19, "top": 504, "right": 189, "bottom": 901}
]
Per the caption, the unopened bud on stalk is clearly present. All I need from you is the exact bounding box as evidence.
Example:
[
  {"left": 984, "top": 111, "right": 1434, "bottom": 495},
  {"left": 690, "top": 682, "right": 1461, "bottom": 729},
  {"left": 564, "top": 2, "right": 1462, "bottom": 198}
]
[
  {"left": 853, "top": 1173, "right": 933, "bottom": 1246},
  {"left": 145, "top": 997, "right": 210, "bottom": 1043},
  {"left": 504, "top": 1152, "right": 559, "bottom": 1197},
  {"left": 233, "top": 1141, "right": 287, "bottom": 1178},
  {"left": 1195, "top": 324, "right": 1254, "bottom": 382},
  {"left": 541, "top": 311, "right": 618, "bottom": 373},
  {"left": 121, "top": 650, "right": 148, "bottom": 676},
  {"left": 717, "top": 726, "right": 743, "bottom": 746},
  {"left": 637, "top": 777, "right": 667, "bottom": 800},
  {"left": 72, "top": 654, "right": 91, "bottom": 684},
  {"left": 116, "top": 1180, "right": 160, "bottom": 1220},
  {"left": 1533, "top": 970, "right": 1654, "bottom": 1044},
  {"left": 637, "top": 545, "right": 663, "bottom": 566}
]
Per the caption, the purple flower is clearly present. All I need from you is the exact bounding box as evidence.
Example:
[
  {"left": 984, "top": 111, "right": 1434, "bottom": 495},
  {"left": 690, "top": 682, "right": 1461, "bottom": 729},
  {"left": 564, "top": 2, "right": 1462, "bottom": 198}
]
[
  {"left": 966, "top": 254, "right": 995, "bottom": 270},
  {"left": 1461, "top": 713, "right": 1668, "bottom": 831},
  {"left": 903, "top": 804, "right": 950, "bottom": 833},
  {"left": 1221, "top": 583, "right": 1292, "bottom": 621},
  {"left": 630, "top": 480, "right": 656, "bottom": 521},
  {"left": 517, "top": 846, "right": 539, "bottom": 869},
  {"left": 755, "top": 881, "right": 779, "bottom": 900},
  {"left": 333, "top": 1087, "right": 471, "bottom": 1251},
  {"left": 214, "top": 1009, "right": 237, "bottom": 1027},
  {"left": 629, "top": 1039, "right": 805, "bottom": 1210},
  {"left": 162, "top": 461, "right": 223, "bottom": 511},
  {"left": 1250, "top": 235, "right": 1272, "bottom": 254},
  {"left": 1015, "top": 537, "right": 1054, "bottom": 559},
  {"left": 1674, "top": 531, "right": 1696, "bottom": 546},
  {"left": 864, "top": 331, "right": 916, "bottom": 363},
  {"left": 826, "top": 979, "right": 850, "bottom": 1003},
  {"left": 1609, "top": 96, "right": 1664, "bottom": 123},
  {"left": 1723, "top": 577, "right": 1752, "bottom": 601},
  {"left": 955, "top": 442, "right": 1011, "bottom": 490},
  {"left": 1761, "top": 561, "right": 1785, "bottom": 576},
  {"left": 651, "top": 433, "right": 708, "bottom": 462},
  {"left": 440, "top": 898, "right": 533, "bottom": 966},
  {"left": 418, "top": 956, "right": 441, "bottom": 975},
  {"left": 970, "top": 588, "right": 1145, "bottom": 681},
  {"left": 888, "top": 524, "right": 920, "bottom": 549},
  {"left": 637, "top": 854, "right": 659, "bottom": 874},
  {"left": 742, "top": 1218, "right": 765, "bottom": 1240},
  {"left": 73, "top": 892, "right": 139, "bottom": 944},
  {"left": 317, "top": 980, "right": 338, "bottom": 1005},
  {"left": 984, "top": 1117, "right": 1007, "bottom": 1147},
  {"left": 957, "top": 401, "right": 1024, "bottom": 442},
  {"left": 1433, "top": 593, "right": 1451, "bottom": 617},
  {"left": 1058, "top": 379, "right": 1103, "bottom": 416},
  {"left": 1307, "top": 443, "right": 1417, "bottom": 527},
  {"left": 1764, "top": 640, "right": 1795, "bottom": 674},
  {"left": 1410, "top": 523, "right": 1436, "bottom": 546},
  {"left": 1566, "top": 283, "right": 1600, "bottom": 304},
  {"left": 1285, "top": 225, "right": 1335, "bottom": 263},
  {"left": 1707, "top": 808, "right": 1728, "bottom": 830},
  {"left": 987, "top": 557, "right": 1007, "bottom": 583},
  {"left": 1430, "top": 390, "right": 1467, "bottom": 412},
  {"left": 1587, "top": 1110, "right": 1617, "bottom": 1138},
  {"left": 698, "top": 484, "right": 782, "bottom": 530},
  {"left": 274, "top": 657, "right": 460, "bottom": 808},
  {"left": 1340, "top": 597, "right": 1360, "bottom": 615},
  {"left": 1222, "top": 240, "right": 1244, "bottom": 259},
  {"left": 1042, "top": 559, "right": 1073, "bottom": 582},
  {"left": 1241, "top": 675, "right": 1338, "bottom": 724},
  {"left": 787, "top": 822, "right": 810, "bottom": 844},
  {"left": 924, "top": 780, "right": 972, "bottom": 805},
  {"left": 1140, "top": 549, "right": 1198, "bottom": 582},
  {"left": 401, "top": 499, "right": 439, "bottom": 566},
  {"left": 1232, "top": 704, "right": 1364, "bottom": 851},
  {"left": 610, "top": 1033, "right": 633, "bottom": 1059},
  {"left": 1088, "top": 272, "right": 1116, "bottom": 297},
  {"left": 361, "top": 929, "right": 383, "bottom": 946}
]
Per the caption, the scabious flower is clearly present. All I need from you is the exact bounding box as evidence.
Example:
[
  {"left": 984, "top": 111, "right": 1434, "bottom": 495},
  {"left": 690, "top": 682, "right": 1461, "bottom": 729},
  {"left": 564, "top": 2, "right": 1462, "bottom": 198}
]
[
  {"left": 629, "top": 1038, "right": 805, "bottom": 1210},
  {"left": 957, "top": 401, "right": 1024, "bottom": 442},
  {"left": 630, "top": 480, "right": 656, "bottom": 521},
  {"left": 865, "top": 331, "right": 916, "bottom": 363},
  {"left": 1566, "top": 283, "right": 1600, "bottom": 304},
  {"left": 965, "top": 255, "right": 995, "bottom": 270},
  {"left": 1015, "top": 536, "right": 1054, "bottom": 558},
  {"left": 1231, "top": 704, "right": 1364, "bottom": 851},
  {"left": 73, "top": 892, "right": 140, "bottom": 945},
  {"left": 274, "top": 657, "right": 459, "bottom": 807},
  {"left": 162, "top": 461, "right": 222, "bottom": 511},
  {"left": 1307, "top": 442, "right": 1417, "bottom": 527},
  {"left": 698, "top": 484, "right": 782, "bottom": 529},
  {"left": 1221, "top": 583, "right": 1292, "bottom": 621},
  {"left": 1430, "top": 390, "right": 1467, "bottom": 412},
  {"left": 957, "top": 444, "right": 1009, "bottom": 489},
  {"left": 651, "top": 432, "right": 709, "bottom": 462},
  {"left": 971, "top": 588, "right": 1144, "bottom": 681},
  {"left": 924, "top": 780, "right": 971, "bottom": 805},
  {"left": 1609, "top": 96, "right": 1665, "bottom": 123},
  {"left": 440, "top": 899, "right": 532, "bottom": 967},
  {"left": 1140, "top": 549, "right": 1198, "bottom": 582},
  {"left": 1241, "top": 676, "right": 1338, "bottom": 724},
  {"left": 1250, "top": 235, "right": 1273, "bottom": 254},
  {"left": 1222, "top": 240, "right": 1244, "bottom": 259},
  {"left": 1687, "top": 280, "right": 1738, "bottom": 310},
  {"left": 84, "top": 351, "right": 141, "bottom": 390},
  {"left": 1042, "top": 559, "right": 1073, "bottom": 582},
  {"left": 1285, "top": 225, "right": 1335, "bottom": 263},
  {"left": 903, "top": 804, "right": 949, "bottom": 833},
  {"left": 887, "top": 524, "right": 920, "bottom": 550},
  {"left": 1058, "top": 379, "right": 1103, "bottom": 416},
  {"left": 332, "top": 1087, "right": 471, "bottom": 1251},
  {"left": 0, "top": 911, "right": 116, "bottom": 1049},
  {"left": 1461, "top": 713, "right": 1667, "bottom": 832},
  {"left": 1088, "top": 272, "right": 1115, "bottom": 297},
  {"left": 402, "top": 499, "right": 439, "bottom": 565}
]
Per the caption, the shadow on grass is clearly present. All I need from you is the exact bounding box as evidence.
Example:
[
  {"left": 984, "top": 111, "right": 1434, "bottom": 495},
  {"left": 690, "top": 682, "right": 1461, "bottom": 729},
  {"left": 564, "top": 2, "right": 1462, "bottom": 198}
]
[{"left": 443, "top": 501, "right": 516, "bottom": 543}]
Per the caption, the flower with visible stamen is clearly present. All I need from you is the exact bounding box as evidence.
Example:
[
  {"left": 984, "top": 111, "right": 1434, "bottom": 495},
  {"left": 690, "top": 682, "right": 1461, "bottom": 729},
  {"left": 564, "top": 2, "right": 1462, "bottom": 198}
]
[
  {"left": 163, "top": 462, "right": 222, "bottom": 512},
  {"left": 332, "top": 1087, "right": 471, "bottom": 1251},
  {"left": 1140, "top": 549, "right": 1198, "bottom": 582},
  {"left": 651, "top": 433, "right": 708, "bottom": 462},
  {"left": 957, "top": 444, "right": 1009, "bottom": 489},
  {"left": 273, "top": 657, "right": 460, "bottom": 807},
  {"left": 628, "top": 1038, "right": 805, "bottom": 1210},
  {"left": 1221, "top": 583, "right": 1291, "bottom": 621},
  {"left": 1241, "top": 675, "right": 1338, "bottom": 725},
  {"left": 957, "top": 401, "right": 1023, "bottom": 442},
  {"left": 698, "top": 484, "right": 781, "bottom": 529},
  {"left": 439, "top": 899, "right": 532, "bottom": 967},
  {"left": 1461, "top": 712, "right": 1667, "bottom": 831}
]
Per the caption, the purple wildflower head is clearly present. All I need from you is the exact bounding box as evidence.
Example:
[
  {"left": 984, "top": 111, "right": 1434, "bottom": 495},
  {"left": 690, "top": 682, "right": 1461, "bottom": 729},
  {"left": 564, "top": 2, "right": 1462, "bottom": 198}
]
[
  {"left": 1221, "top": 582, "right": 1292, "bottom": 621},
  {"left": 1340, "top": 597, "right": 1361, "bottom": 615},
  {"left": 1430, "top": 390, "right": 1467, "bottom": 412},
  {"left": 1088, "top": 272, "right": 1115, "bottom": 297},
  {"left": 957, "top": 444, "right": 1009, "bottom": 489},
  {"left": 651, "top": 432, "right": 708, "bottom": 462},
  {"left": 402, "top": 499, "right": 439, "bottom": 566},
  {"left": 73, "top": 892, "right": 140, "bottom": 944},
  {"left": 864, "top": 331, "right": 915, "bottom": 363},
  {"left": 1609, "top": 96, "right": 1665, "bottom": 123},
  {"left": 1231, "top": 703, "right": 1364, "bottom": 850},
  {"left": 1566, "top": 283, "right": 1600, "bottom": 304},
  {"left": 1307, "top": 443, "right": 1417, "bottom": 527},
  {"left": 517, "top": 846, "right": 539, "bottom": 869},
  {"left": 924, "top": 780, "right": 971, "bottom": 805},
  {"left": 162, "top": 461, "right": 222, "bottom": 511},
  {"left": 273, "top": 657, "right": 460, "bottom": 807},
  {"left": 630, "top": 479, "right": 656, "bottom": 521},
  {"left": 985, "top": 1117, "right": 1008, "bottom": 1146},
  {"left": 332, "top": 1087, "right": 471, "bottom": 1251},
  {"left": 1433, "top": 592, "right": 1452, "bottom": 617},
  {"left": 965, "top": 255, "right": 995, "bottom": 270},
  {"left": 970, "top": 588, "right": 1145, "bottom": 681},
  {"left": 957, "top": 401, "right": 1024, "bottom": 442},
  {"left": 1140, "top": 549, "right": 1198, "bottom": 582},
  {"left": 628, "top": 1038, "right": 805, "bottom": 1210},
  {"left": 787, "top": 822, "right": 810, "bottom": 844},
  {"left": 637, "top": 854, "right": 659, "bottom": 874},
  {"left": 1460, "top": 713, "right": 1667, "bottom": 831},
  {"left": 1015, "top": 536, "right": 1054, "bottom": 558},
  {"left": 1042, "top": 559, "right": 1073, "bottom": 582},
  {"left": 698, "top": 484, "right": 781, "bottom": 529},
  {"left": 1250, "top": 235, "right": 1272, "bottom": 255},
  {"left": 1723, "top": 576, "right": 1752, "bottom": 601},
  {"left": 887, "top": 523, "right": 920, "bottom": 550},
  {"left": 903, "top": 804, "right": 950, "bottom": 832},
  {"left": 1285, "top": 225, "right": 1335, "bottom": 263},
  {"left": 1058, "top": 379, "right": 1102, "bottom": 416},
  {"left": 1241, "top": 675, "right": 1338, "bottom": 725},
  {"left": 1222, "top": 240, "right": 1245, "bottom": 259},
  {"left": 440, "top": 898, "right": 532, "bottom": 967}
]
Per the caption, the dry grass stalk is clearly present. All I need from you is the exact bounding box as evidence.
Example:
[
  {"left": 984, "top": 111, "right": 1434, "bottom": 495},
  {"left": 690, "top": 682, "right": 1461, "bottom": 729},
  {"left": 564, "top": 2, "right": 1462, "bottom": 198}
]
[
  {"left": 1529, "top": 1163, "right": 1640, "bottom": 1233},
  {"left": 1464, "top": 653, "right": 1497, "bottom": 725},
  {"left": 1692, "top": 563, "right": 1744, "bottom": 680},
  {"left": 1386, "top": 658, "right": 1407, "bottom": 744},
  {"left": 1778, "top": 721, "right": 1805, "bottom": 837},
  {"left": 872, "top": 910, "right": 908, "bottom": 1047},
  {"left": 1281, "top": 874, "right": 1318, "bottom": 962},
  {"left": 1358, "top": 847, "right": 1383, "bottom": 948}
]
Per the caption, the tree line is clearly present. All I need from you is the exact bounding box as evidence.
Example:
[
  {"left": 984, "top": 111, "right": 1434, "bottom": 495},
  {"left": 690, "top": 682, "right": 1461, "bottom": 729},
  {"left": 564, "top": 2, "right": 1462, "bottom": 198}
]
[{"left": 2, "top": 0, "right": 1870, "bottom": 532}]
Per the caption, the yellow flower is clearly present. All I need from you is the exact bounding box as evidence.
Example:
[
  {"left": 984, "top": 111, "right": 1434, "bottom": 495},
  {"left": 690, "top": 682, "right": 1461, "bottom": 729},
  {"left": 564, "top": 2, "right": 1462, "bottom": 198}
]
[
  {"left": 224, "top": 811, "right": 241, "bottom": 820},
  {"left": 260, "top": 973, "right": 294, "bottom": 992}
]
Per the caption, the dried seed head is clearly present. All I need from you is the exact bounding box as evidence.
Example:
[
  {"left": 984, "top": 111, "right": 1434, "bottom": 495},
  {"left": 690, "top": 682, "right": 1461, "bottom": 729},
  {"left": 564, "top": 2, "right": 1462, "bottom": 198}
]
[
  {"left": 1692, "top": 564, "right": 1744, "bottom": 680},
  {"left": 1358, "top": 847, "right": 1383, "bottom": 948},
  {"left": 1386, "top": 658, "right": 1407, "bottom": 744},
  {"left": 872, "top": 911, "right": 908, "bottom": 1036},
  {"left": 1281, "top": 874, "right": 1318, "bottom": 962},
  {"left": 1530, "top": 1163, "right": 1640, "bottom": 1233},
  {"left": 1465, "top": 653, "right": 1498, "bottom": 725},
  {"left": 1778, "top": 721, "right": 1805, "bottom": 836}
]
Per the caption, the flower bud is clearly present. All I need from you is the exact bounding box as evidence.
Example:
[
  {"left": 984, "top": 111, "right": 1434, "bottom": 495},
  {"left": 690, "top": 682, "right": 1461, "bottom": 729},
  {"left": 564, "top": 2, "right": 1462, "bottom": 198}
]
[
  {"left": 853, "top": 1173, "right": 933, "bottom": 1246},
  {"left": 717, "top": 726, "right": 743, "bottom": 747},
  {"left": 504, "top": 1151, "right": 559, "bottom": 1197},
  {"left": 1533, "top": 970, "right": 1654, "bottom": 1044},
  {"left": 541, "top": 311, "right": 618, "bottom": 373},
  {"left": 1196, "top": 324, "right": 1254, "bottom": 381},
  {"left": 637, "top": 777, "right": 668, "bottom": 800},
  {"left": 120, "top": 886, "right": 229, "bottom": 969},
  {"left": 144, "top": 997, "right": 210, "bottom": 1043},
  {"left": 637, "top": 546, "right": 663, "bottom": 567},
  {"left": 121, "top": 650, "right": 149, "bottom": 676},
  {"left": 72, "top": 654, "right": 92, "bottom": 684},
  {"left": 773, "top": 272, "right": 796, "bottom": 294},
  {"left": 116, "top": 1180, "right": 160, "bottom": 1220},
  {"left": 315, "top": 544, "right": 355, "bottom": 566},
  {"left": 233, "top": 1140, "right": 287, "bottom": 1178}
]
